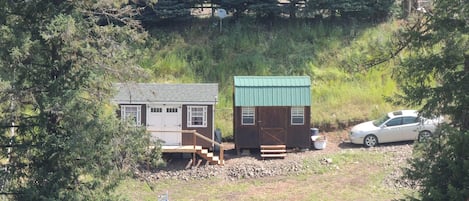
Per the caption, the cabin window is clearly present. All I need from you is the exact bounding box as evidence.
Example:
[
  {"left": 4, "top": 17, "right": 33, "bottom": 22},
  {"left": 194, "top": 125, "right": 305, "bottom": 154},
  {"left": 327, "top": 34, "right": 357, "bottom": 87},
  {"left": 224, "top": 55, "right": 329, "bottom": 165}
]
[
  {"left": 150, "top": 107, "right": 162, "bottom": 113},
  {"left": 121, "top": 105, "right": 141, "bottom": 125},
  {"left": 242, "top": 107, "right": 255, "bottom": 125},
  {"left": 291, "top": 107, "right": 304, "bottom": 125},
  {"left": 187, "top": 106, "right": 207, "bottom": 127},
  {"left": 167, "top": 107, "right": 178, "bottom": 113}
]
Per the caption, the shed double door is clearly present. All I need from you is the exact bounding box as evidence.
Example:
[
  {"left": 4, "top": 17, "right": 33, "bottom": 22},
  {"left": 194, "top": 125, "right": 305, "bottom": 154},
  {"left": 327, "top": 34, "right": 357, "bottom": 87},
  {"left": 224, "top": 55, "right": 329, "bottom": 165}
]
[
  {"left": 258, "top": 107, "right": 287, "bottom": 145},
  {"left": 147, "top": 105, "right": 182, "bottom": 146}
]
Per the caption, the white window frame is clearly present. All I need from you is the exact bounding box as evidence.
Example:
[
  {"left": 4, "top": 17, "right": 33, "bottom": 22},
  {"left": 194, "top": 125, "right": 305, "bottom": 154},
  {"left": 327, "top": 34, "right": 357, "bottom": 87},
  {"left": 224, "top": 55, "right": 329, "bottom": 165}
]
[
  {"left": 291, "top": 107, "right": 304, "bottom": 125},
  {"left": 121, "top": 105, "right": 141, "bottom": 125},
  {"left": 241, "top": 107, "right": 255, "bottom": 125},
  {"left": 187, "top": 106, "right": 207, "bottom": 127},
  {"left": 150, "top": 107, "right": 162, "bottom": 113},
  {"left": 167, "top": 107, "right": 178, "bottom": 113}
]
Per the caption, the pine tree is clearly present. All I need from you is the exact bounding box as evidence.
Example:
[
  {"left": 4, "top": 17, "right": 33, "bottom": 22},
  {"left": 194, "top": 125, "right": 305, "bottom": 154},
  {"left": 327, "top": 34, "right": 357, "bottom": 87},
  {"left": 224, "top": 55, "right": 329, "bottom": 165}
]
[
  {"left": 305, "top": 0, "right": 394, "bottom": 19},
  {"left": 131, "top": 0, "right": 192, "bottom": 24},
  {"left": 247, "top": 0, "right": 280, "bottom": 18},
  {"left": 395, "top": 0, "right": 469, "bottom": 200},
  {"left": 394, "top": 0, "right": 469, "bottom": 131},
  {"left": 0, "top": 1, "right": 153, "bottom": 200}
]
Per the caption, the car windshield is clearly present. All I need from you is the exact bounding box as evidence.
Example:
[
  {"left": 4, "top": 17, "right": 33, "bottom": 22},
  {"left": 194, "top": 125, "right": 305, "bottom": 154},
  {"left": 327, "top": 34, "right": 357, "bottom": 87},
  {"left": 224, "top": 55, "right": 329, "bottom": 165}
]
[{"left": 373, "top": 114, "right": 390, "bottom": 127}]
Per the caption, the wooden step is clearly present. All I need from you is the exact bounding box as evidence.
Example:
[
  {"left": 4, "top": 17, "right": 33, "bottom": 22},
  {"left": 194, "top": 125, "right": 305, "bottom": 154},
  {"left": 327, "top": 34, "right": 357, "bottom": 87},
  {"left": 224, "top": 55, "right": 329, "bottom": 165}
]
[
  {"left": 260, "top": 149, "right": 287, "bottom": 153},
  {"left": 196, "top": 149, "right": 223, "bottom": 165},
  {"left": 261, "top": 153, "right": 287, "bottom": 158},
  {"left": 260, "top": 145, "right": 286, "bottom": 149},
  {"left": 260, "top": 144, "right": 287, "bottom": 159}
]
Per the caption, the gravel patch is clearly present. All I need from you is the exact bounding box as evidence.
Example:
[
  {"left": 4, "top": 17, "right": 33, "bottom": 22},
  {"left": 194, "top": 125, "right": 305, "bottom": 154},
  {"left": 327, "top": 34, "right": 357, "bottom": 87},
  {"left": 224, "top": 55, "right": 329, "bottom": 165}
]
[
  {"left": 136, "top": 139, "right": 415, "bottom": 193},
  {"left": 380, "top": 143, "right": 415, "bottom": 191},
  {"left": 137, "top": 154, "right": 305, "bottom": 182}
]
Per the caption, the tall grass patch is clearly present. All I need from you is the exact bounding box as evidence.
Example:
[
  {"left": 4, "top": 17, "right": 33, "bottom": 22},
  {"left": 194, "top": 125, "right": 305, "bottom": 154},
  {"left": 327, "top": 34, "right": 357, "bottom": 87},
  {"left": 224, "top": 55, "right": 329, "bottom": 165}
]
[
  {"left": 137, "top": 18, "right": 403, "bottom": 136},
  {"left": 310, "top": 64, "right": 398, "bottom": 128}
]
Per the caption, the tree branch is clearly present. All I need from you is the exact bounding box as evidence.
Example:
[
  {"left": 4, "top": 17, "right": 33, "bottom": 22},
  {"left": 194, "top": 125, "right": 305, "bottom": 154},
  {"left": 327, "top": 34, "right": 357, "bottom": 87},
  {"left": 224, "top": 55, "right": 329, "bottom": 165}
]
[{"left": 364, "top": 15, "right": 433, "bottom": 69}]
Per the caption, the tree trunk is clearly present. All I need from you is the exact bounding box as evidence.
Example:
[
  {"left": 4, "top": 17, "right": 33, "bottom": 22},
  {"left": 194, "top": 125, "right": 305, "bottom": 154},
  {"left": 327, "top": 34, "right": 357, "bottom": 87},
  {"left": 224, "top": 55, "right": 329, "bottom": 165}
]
[{"left": 463, "top": 54, "right": 469, "bottom": 131}]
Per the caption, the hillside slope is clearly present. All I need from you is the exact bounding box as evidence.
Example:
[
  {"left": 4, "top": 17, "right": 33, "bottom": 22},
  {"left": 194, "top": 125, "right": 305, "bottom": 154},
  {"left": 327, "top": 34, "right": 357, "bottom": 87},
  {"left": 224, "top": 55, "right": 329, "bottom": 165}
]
[{"left": 137, "top": 18, "right": 402, "bottom": 137}]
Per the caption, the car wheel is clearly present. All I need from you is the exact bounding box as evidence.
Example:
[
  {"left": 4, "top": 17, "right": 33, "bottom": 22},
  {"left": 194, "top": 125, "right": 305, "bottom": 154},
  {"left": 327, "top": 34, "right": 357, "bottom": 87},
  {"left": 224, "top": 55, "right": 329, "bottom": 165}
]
[
  {"left": 364, "top": 135, "right": 378, "bottom": 147},
  {"left": 418, "top": 130, "right": 432, "bottom": 142}
]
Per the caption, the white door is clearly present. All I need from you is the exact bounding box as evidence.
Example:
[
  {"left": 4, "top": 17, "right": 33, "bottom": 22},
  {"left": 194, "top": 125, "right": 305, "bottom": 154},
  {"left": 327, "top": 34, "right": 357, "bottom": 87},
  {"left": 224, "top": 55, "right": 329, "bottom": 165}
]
[
  {"left": 378, "top": 117, "right": 402, "bottom": 143},
  {"left": 147, "top": 105, "right": 182, "bottom": 146},
  {"left": 399, "top": 116, "right": 420, "bottom": 141}
]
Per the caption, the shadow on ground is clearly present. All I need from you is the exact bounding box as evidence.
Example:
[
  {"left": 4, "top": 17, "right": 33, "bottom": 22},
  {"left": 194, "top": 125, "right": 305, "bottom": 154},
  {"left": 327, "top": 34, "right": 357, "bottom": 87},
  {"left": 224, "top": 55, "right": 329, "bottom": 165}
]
[{"left": 338, "top": 140, "right": 415, "bottom": 149}]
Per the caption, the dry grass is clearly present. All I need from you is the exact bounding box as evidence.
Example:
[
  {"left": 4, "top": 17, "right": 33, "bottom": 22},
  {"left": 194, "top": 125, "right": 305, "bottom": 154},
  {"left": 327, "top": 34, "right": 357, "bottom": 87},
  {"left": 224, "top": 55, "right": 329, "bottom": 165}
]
[{"left": 117, "top": 147, "right": 413, "bottom": 201}]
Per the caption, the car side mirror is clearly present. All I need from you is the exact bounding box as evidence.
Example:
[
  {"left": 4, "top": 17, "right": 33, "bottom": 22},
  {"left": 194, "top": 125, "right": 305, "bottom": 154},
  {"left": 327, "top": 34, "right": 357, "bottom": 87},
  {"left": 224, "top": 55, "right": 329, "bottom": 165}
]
[{"left": 381, "top": 124, "right": 387, "bottom": 129}]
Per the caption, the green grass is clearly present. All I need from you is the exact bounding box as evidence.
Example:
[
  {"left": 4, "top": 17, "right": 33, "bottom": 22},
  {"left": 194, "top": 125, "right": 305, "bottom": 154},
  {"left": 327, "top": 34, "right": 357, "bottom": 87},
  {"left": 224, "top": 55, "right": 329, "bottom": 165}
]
[
  {"left": 136, "top": 18, "right": 405, "bottom": 139},
  {"left": 116, "top": 150, "right": 413, "bottom": 201},
  {"left": 310, "top": 66, "right": 399, "bottom": 128}
]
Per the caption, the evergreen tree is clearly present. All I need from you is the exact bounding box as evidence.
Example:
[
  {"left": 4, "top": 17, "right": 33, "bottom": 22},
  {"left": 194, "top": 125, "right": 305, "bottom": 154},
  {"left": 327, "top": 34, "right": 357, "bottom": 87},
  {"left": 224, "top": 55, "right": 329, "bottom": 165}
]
[
  {"left": 404, "top": 127, "right": 469, "bottom": 201},
  {"left": 218, "top": 0, "right": 250, "bottom": 18},
  {"left": 151, "top": 0, "right": 192, "bottom": 21},
  {"left": 394, "top": 0, "right": 469, "bottom": 200},
  {"left": 217, "top": 0, "right": 280, "bottom": 18},
  {"left": 0, "top": 1, "right": 153, "bottom": 200},
  {"left": 247, "top": 0, "right": 280, "bottom": 18},
  {"left": 394, "top": 0, "right": 468, "bottom": 131},
  {"left": 283, "top": 0, "right": 303, "bottom": 19},
  {"left": 306, "top": 0, "right": 395, "bottom": 20},
  {"left": 130, "top": 0, "right": 193, "bottom": 24}
]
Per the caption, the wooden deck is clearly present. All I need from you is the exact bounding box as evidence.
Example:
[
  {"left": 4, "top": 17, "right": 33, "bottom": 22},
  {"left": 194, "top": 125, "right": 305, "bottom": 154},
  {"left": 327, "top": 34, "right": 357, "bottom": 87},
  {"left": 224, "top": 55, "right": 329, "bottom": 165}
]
[
  {"left": 151, "top": 130, "right": 224, "bottom": 165},
  {"left": 161, "top": 145, "right": 202, "bottom": 153},
  {"left": 161, "top": 145, "right": 224, "bottom": 165}
]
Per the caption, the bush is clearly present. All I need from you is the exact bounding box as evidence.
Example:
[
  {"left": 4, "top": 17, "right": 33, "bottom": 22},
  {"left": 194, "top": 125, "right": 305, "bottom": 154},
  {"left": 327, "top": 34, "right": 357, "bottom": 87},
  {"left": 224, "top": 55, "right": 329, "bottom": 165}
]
[{"left": 402, "top": 125, "right": 469, "bottom": 201}]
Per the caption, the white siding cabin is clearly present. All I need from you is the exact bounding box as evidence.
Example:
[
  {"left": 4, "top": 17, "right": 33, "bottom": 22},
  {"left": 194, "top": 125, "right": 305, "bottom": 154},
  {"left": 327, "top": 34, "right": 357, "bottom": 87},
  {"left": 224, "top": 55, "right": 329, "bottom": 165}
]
[{"left": 113, "top": 83, "right": 223, "bottom": 165}]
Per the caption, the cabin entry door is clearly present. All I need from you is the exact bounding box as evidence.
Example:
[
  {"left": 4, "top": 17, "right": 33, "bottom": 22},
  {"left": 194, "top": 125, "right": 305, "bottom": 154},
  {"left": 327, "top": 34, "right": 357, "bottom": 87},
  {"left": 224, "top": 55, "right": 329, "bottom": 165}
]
[
  {"left": 258, "top": 107, "right": 287, "bottom": 145},
  {"left": 147, "top": 105, "right": 182, "bottom": 146}
]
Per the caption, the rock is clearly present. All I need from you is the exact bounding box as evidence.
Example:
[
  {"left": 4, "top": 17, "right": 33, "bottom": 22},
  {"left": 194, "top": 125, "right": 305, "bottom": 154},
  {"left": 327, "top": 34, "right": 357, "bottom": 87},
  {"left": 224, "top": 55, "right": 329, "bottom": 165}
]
[{"left": 137, "top": 140, "right": 414, "bottom": 197}]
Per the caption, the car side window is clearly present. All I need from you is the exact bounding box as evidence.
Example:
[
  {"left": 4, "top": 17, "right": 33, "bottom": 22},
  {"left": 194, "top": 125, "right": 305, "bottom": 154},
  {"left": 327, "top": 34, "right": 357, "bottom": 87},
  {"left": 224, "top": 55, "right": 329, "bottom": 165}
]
[
  {"left": 402, "top": 117, "right": 419, "bottom": 125},
  {"left": 385, "top": 117, "right": 402, "bottom": 127}
]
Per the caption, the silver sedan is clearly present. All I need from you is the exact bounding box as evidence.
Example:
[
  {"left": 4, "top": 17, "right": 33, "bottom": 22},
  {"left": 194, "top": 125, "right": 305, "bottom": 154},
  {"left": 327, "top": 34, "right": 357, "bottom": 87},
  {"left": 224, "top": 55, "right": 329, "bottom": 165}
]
[{"left": 349, "top": 110, "right": 442, "bottom": 147}]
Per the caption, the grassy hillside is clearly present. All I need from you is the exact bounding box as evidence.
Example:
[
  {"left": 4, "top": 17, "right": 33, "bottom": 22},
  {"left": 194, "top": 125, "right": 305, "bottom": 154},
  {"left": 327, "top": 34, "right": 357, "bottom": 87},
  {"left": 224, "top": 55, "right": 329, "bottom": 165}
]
[{"left": 137, "top": 18, "right": 403, "bottom": 139}]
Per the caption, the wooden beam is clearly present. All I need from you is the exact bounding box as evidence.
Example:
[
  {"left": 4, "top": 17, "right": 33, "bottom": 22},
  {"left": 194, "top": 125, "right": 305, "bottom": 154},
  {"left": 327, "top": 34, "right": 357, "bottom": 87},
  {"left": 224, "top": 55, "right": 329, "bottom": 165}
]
[{"left": 161, "top": 145, "right": 202, "bottom": 153}]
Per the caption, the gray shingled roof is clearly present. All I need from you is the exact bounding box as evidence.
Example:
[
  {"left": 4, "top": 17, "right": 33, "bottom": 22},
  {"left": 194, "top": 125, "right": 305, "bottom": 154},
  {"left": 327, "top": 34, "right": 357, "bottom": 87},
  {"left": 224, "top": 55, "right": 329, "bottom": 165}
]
[{"left": 113, "top": 83, "right": 218, "bottom": 104}]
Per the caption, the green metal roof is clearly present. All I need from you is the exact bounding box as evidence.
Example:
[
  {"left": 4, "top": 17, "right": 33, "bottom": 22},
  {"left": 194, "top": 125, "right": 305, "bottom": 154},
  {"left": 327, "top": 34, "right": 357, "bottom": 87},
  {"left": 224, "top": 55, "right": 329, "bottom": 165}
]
[{"left": 234, "top": 76, "right": 311, "bottom": 106}]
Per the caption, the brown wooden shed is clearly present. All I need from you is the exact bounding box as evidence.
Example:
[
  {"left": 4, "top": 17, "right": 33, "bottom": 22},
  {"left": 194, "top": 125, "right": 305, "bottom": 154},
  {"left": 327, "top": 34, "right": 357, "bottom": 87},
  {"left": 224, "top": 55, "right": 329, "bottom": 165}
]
[{"left": 233, "top": 76, "right": 312, "bottom": 154}]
